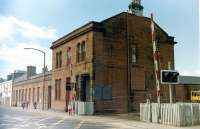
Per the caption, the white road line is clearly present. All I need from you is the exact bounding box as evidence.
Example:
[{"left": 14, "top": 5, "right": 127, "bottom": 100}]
[
  {"left": 38, "top": 117, "right": 51, "bottom": 122},
  {"left": 74, "top": 121, "right": 84, "bottom": 129},
  {"left": 52, "top": 118, "right": 65, "bottom": 126},
  {"left": 48, "top": 118, "right": 66, "bottom": 129}
]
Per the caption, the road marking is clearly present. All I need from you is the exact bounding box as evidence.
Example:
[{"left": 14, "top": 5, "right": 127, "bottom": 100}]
[
  {"left": 74, "top": 121, "right": 84, "bottom": 129},
  {"left": 38, "top": 117, "right": 51, "bottom": 122},
  {"left": 52, "top": 118, "right": 65, "bottom": 126}
]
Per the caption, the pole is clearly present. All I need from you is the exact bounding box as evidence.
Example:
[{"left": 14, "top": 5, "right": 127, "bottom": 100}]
[
  {"left": 126, "top": 11, "right": 131, "bottom": 112},
  {"left": 168, "top": 61, "right": 173, "bottom": 103},
  {"left": 24, "top": 48, "right": 46, "bottom": 110},
  {"left": 151, "top": 13, "right": 161, "bottom": 123},
  {"left": 150, "top": 13, "right": 160, "bottom": 104}
]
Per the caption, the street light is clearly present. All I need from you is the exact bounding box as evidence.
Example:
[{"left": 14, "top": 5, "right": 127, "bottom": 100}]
[{"left": 24, "top": 48, "right": 46, "bottom": 110}]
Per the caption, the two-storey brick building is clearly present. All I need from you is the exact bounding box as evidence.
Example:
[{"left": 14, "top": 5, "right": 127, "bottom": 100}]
[{"left": 50, "top": 9, "right": 179, "bottom": 113}]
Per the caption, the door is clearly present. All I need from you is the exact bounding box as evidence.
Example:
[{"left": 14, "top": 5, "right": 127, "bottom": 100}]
[
  {"left": 48, "top": 86, "right": 52, "bottom": 109},
  {"left": 80, "top": 74, "right": 90, "bottom": 102}
]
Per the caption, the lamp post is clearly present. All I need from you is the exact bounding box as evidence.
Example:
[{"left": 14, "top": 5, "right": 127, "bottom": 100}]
[{"left": 24, "top": 48, "right": 46, "bottom": 110}]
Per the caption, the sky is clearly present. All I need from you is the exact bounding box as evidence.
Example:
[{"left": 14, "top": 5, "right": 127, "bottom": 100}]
[{"left": 0, "top": 0, "right": 199, "bottom": 78}]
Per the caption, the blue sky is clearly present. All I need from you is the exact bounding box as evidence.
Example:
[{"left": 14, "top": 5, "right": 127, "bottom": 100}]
[{"left": 0, "top": 0, "right": 199, "bottom": 78}]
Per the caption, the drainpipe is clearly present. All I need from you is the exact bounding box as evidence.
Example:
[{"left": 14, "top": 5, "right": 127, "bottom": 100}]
[{"left": 126, "top": 12, "right": 131, "bottom": 112}]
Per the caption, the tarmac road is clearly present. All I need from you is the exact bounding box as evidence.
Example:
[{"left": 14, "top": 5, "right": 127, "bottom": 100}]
[{"left": 0, "top": 106, "right": 117, "bottom": 129}]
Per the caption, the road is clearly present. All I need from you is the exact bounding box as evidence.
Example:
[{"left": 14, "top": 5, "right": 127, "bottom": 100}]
[
  {"left": 0, "top": 106, "right": 118, "bottom": 129},
  {"left": 0, "top": 106, "right": 199, "bottom": 129}
]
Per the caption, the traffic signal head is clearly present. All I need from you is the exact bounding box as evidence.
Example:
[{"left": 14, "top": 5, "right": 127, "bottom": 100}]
[{"left": 161, "top": 70, "right": 179, "bottom": 84}]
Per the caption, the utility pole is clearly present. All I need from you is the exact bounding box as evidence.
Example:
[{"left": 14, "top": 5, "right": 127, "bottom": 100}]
[
  {"left": 168, "top": 61, "right": 173, "bottom": 103},
  {"left": 24, "top": 48, "right": 46, "bottom": 110}
]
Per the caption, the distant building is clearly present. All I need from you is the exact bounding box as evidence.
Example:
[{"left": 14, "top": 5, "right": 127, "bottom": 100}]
[
  {"left": 0, "top": 80, "right": 12, "bottom": 106},
  {"left": 0, "top": 78, "right": 4, "bottom": 83},
  {"left": 11, "top": 66, "right": 52, "bottom": 110},
  {"left": 175, "top": 76, "right": 200, "bottom": 102},
  {"left": 7, "top": 70, "right": 26, "bottom": 81},
  {"left": 0, "top": 66, "right": 32, "bottom": 106}
]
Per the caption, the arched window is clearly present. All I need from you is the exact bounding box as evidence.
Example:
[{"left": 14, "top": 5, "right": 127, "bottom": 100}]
[
  {"left": 77, "top": 43, "right": 81, "bottom": 63},
  {"left": 81, "top": 41, "right": 86, "bottom": 61},
  {"left": 66, "top": 47, "right": 71, "bottom": 66}
]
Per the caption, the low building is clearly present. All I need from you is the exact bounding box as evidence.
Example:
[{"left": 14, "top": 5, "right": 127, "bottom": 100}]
[
  {"left": 175, "top": 76, "right": 200, "bottom": 102},
  {"left": 11, "top": 67, "right": 52, "bottom": 110},
  {"left": 0, "top": 70, "right": 26, "bottom": 106}
]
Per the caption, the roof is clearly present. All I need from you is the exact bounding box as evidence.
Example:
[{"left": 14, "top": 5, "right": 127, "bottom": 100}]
[
  {"left": 50, "top": 21, "right": 104, "bottom": 49},
  {"left": 14, "top": 71, "right": 52, "bottom": 83},
  {"left": 50, "top": 12, "right": 177, "bottom": 49},
  {"left": 179, "top": 76, "right": 200, "bottom": 85}
]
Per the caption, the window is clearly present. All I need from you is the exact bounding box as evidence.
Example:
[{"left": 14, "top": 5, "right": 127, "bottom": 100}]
[
  {"left": 19, "top": 89, "right": 21, "bottom": 102},
  {"left": 56, "top": 51, "right": 62, "bottom": 68},
  {"left": 55, "top": 80, "right": 57, "bottom": 100},
  {"left": 58, "top": 79, "right": 61, "bottom": 100},
  {"left": 25, "top": 89, "right": 27, "bottom": 101},
  {"left": 81, "top": 41, "right": 86, "bottom": 61},
  {"left": 16, "top": 90, "right": 18, "bottom": 102},
  {"left": 131, "top": 45, "right": 137, "bottom": 64},
  {"left": 77, "top": 43, "right": 81, "bottom": 63},
  {"left": 56, "top": 52, "right": 58, "bottom": 68},
  {"left": 55, "top": 79, "right": 61, "bottom": 100},
  {"left": 37, "top": 87, "right": 40, "bottom": 102},
  {"left": 32, "top": 88, "right": 35, "bottom": 102},
  {"left": 66, "top": 47, "right": 71, "bottom": 66},
  {"left": 59, "top": 51, "right": 62, "bottom": 68},
  {"left": 29, "top": 88, "right": 31, "bottom": 101}
]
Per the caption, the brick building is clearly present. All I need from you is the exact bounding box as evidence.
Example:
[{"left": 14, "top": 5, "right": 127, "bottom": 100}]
[
  {"left": 11, "top": 66, "right": 52, "bottom": 109},
  {"left": 50, "top": 11, "right": 178, "bottom": 113},
  {"left": 175, "top": 76, "right": 200, "bottom": 102}
]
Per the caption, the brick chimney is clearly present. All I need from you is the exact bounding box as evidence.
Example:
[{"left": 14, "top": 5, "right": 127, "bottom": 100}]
[{"left": 27, "top": 66, "right": 36, "bottom": 79}]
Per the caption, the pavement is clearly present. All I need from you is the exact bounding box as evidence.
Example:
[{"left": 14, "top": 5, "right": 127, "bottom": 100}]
[{"left": 0, "top": 105, "right": 200, "bottom": 129}]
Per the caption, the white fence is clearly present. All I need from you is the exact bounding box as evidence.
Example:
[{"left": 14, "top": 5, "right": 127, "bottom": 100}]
[
  {"left": 140, "top": 103, "right": 200, "bottom": 126},
  {"left": 72, "top": 101, "right": 94, "bottom": 115}
]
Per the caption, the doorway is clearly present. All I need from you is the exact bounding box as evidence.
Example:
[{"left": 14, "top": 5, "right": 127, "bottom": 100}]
[
  {"left": 80, "top": 74, "right": 90, "bottom": 102},
  {"left": 48, "top": 86, "right": 52, "bottom": 109}
]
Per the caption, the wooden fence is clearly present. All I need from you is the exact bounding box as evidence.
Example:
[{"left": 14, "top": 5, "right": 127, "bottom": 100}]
[{"left": 140, "top": 103, "right": 200, "bottom": 126}]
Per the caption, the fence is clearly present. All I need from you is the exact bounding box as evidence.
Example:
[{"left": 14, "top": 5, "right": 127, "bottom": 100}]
[
  {"left": 140, "top": 103, "right": 200, "bottom": 126},
  {"left": 72, "top": 101, "right": 94, "bottom": 115}
]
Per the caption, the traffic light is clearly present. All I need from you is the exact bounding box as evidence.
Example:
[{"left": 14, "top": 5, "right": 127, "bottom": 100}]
[{"left": 161, "top": 70, "right": 179, "bottom": 84}]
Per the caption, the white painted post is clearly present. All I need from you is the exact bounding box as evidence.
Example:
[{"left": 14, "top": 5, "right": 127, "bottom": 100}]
[{"left": 168, "top": 61, "right": 173, "bottom": 103}]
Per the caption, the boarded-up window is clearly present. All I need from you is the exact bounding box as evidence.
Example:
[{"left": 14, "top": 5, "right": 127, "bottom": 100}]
[
  {"left": 131, "top": 67, "right": 145, "bottom": 90},
  {"left": 94, "top": 85, "right": 112, "bottom": 101},
  {"left": 102, "top": 86, "right": 112, "bottom": 100},
  {"left": 94, "top": 86, "right": 102, "bottom": 100}
]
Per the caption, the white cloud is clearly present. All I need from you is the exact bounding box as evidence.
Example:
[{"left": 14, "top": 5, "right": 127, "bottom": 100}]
[
  {"left": 0, "top": 16, "right": 57, "bottom": 78},
  {"left": 0, "top": 16, "right": 57, "bottom": 45}
]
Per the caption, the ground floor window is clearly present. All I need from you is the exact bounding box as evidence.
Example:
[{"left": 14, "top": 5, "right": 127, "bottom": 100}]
[{"left": 55, "top": 79, "right": 61, "bottom": 100}]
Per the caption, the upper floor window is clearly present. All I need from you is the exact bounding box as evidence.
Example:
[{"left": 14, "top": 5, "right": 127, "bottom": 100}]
[
  {"left": 66, "top": 47, "right": 71, "bottom": 66},
  {"left": 131, "top": 45, "right": 137, "bottom": 64},
  {"left": 77, "top": 43, "right": 81, "bottom": 63},
  {"left": 56, "top": 51, "right": 62, "bottom": 68},
  {"left": 76, "top": 41, "right": 87, "bottom": 63},
  {"left": 81, "top": 41, "right": 86, "bottom": 61}
]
